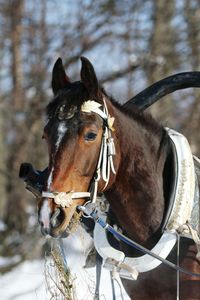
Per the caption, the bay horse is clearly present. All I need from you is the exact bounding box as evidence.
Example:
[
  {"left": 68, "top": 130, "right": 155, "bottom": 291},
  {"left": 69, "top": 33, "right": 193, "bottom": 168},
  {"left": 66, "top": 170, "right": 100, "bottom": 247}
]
[{"left": 34, "top": 57, "right": 200, "bottom": 299}]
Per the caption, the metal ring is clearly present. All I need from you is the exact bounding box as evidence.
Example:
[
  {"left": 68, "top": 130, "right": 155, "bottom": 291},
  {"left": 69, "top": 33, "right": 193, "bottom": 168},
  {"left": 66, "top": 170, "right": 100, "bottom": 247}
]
[{"left": 78, "top": 201, "right": 96, "bottom": 219}]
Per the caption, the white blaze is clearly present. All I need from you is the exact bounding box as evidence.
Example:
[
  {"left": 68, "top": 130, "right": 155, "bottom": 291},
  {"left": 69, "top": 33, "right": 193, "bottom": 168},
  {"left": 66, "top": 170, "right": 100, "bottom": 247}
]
[
  {"left": 39, "top": 199, "right": 51, "bottom": 228},
  {"left": 46, "top": 122, "right": 67, "bottom": 190},
  {"left": 47, "top": 166, "right": 54, "bottom": 190},
  {"left": 55, "top": 122, "right": 68, "bottom": 150}
]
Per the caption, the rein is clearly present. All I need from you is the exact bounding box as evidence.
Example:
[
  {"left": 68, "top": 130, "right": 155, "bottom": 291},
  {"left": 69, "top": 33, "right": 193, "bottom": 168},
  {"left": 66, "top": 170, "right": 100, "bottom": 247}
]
[
  {"left": 42, "top": 97, "right": 116, "bottom": 208},
  {"left": 78, "top": 203, "right": 200, "bottom": 279}
]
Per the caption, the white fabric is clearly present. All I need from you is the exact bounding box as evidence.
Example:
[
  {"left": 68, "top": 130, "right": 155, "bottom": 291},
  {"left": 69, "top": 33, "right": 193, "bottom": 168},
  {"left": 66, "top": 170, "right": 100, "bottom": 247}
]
[
  {"left": 166, "top": 128, "right": 196, "bottom": 231},
  {"left": 81, "top": 100, "right": 107, "bottom": 121}
]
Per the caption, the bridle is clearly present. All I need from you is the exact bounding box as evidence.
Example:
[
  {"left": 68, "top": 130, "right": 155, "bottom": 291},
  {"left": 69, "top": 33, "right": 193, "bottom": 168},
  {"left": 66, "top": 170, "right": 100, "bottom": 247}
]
[{"left": 42, "top": 97, "right": 116, "bottom": 209}]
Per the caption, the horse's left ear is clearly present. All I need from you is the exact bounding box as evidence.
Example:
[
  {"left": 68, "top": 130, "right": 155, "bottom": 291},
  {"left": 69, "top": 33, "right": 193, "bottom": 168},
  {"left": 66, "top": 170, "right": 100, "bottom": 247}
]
[{"left": 80, "top": 56, "right": 99, "bottom": 97}]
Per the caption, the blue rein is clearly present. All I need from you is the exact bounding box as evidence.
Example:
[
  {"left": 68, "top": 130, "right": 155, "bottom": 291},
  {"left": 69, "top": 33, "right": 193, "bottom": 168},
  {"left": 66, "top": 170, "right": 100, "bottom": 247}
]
[{"left": 77, "top": 204, "right": 200, "bottom": 279}]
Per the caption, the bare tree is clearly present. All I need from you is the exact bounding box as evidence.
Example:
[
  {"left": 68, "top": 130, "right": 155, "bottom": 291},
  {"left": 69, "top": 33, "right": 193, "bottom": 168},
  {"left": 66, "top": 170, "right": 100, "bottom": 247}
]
[
  {"left": 0, "top": 0, "right": 200, "bottom": 272},
  {"left": 144, "top": 0, "right": 180, "bottom": 127},
  {"left": 10, "top": 0, "right": 24, "bottom": 110},
  {"left": 181, "top": 0, "right": 200, "bottom": 154}
]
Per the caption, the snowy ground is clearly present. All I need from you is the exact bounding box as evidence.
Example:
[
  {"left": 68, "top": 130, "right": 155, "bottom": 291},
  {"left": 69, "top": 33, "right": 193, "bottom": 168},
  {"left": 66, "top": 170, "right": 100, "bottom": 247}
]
[
  {"left": 0, "top": 226, "right": 131, "bottom": 300},
  {"left": 0, "top": 260, "right": 47, "bottom": 300}
]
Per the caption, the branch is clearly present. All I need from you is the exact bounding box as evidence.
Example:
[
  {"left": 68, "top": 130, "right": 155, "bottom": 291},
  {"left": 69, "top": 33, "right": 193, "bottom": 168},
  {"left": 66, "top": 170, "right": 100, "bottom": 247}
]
[
  {"left": 63, "top": 31, "right": 111, "bottom": 68},
  {"left": 100, "top": 63, "right": 139, "bottom": 84}
]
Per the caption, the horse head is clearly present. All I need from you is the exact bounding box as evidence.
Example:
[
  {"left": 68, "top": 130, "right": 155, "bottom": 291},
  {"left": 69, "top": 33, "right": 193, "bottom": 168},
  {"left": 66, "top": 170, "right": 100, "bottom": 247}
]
[{"left": 38, "top": 57, "right": 119, "bottom": 237}]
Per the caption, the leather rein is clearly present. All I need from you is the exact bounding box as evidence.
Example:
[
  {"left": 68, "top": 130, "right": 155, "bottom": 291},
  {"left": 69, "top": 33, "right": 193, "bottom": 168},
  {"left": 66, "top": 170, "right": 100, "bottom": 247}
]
[{"left": 78, "top": 203, "right": 200, "bottom": 279}]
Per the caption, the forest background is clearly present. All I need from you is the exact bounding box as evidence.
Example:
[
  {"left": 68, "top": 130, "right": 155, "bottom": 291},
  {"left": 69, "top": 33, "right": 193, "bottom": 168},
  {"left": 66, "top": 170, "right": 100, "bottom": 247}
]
[{"left": 0, "top": 0, "right": 200, "bottom": 275}]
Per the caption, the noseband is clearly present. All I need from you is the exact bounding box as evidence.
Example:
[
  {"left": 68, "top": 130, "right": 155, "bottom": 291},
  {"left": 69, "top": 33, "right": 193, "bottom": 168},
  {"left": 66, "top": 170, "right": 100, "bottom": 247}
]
[{"left": 41, "top": 98, "right": 116, "bottom": 208}]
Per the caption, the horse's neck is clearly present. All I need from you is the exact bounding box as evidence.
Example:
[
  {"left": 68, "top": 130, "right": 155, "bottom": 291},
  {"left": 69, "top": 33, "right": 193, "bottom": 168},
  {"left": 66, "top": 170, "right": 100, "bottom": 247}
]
[{"left": 105, "top": 105, "right": 170, "bottom": 244}]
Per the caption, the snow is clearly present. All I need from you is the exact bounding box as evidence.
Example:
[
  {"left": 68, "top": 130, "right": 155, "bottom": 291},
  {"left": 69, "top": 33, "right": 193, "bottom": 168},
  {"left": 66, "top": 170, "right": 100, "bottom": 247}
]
[
  {"left": 60, "top": 226, "right": 130, "bottom": 300},
  {"left": 0, "top": 226, "right": 131, "bottom": 300},
  {"left": 0, "top": 255, "right": 21, "bottom": 268},
  {"left": 0, "top": 260, "right": 47, "bottom": 300},
  {"left": 0, "top": 220, "right": 7, "bottom": 232}
]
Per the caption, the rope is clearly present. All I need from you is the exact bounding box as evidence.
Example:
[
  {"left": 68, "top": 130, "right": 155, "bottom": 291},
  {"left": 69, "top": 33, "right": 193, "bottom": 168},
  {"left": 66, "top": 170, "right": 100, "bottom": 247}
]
[
  {"left": 111, "top": 268, "right": 125, "bottom": 300},
  {"left": 110, "top": 271, "right": 117, "bottom": 300},
  {"left": 176, "top": 233, "right": 180, "bottom": 300},
  {"left": 178, "top": 223, "right": 200, "bottom": 261},
  {"left": 94, "top": 252, "right": 103, "bottom": 300},
  {"left": 186, "top": 224, "right": 200, "bottom": 261}
]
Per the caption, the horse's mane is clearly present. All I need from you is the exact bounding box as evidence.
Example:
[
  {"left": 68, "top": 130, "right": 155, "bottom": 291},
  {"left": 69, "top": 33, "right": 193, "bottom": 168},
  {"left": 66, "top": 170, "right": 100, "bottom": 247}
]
[
  {"left": 102, "top": 88, "right": 166, "bottom": 138},
  {"left": 102, "top": 88, "right": 171, "bottom": 162},
  {"left": 46, "top": 83, "right": 167, "bottom": 148}
]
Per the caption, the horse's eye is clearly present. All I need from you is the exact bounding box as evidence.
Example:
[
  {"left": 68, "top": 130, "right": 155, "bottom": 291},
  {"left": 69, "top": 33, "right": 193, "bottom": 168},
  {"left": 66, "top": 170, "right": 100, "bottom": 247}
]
[
  {"left": 84, "top": 132, "right": 97, "bottom": 141},
  {"left": 42, "top": 131, "right": 47, "bottom": 140}
]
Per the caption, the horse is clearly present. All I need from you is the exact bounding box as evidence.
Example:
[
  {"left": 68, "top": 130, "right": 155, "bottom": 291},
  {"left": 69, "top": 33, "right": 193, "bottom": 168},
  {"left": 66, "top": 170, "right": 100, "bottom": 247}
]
[{"left": 25, "top": 57, "right": 200, "bottom": 299}]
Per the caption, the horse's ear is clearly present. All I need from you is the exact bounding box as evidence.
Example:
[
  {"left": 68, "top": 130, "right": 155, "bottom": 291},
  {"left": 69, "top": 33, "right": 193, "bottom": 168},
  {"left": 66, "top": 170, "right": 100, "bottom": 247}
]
[
  {"left": 80, "top": 56, "right": 99, "bottom": 97},
  {"left": 52, "top": 58, "right": 71, "bottom": 95}
]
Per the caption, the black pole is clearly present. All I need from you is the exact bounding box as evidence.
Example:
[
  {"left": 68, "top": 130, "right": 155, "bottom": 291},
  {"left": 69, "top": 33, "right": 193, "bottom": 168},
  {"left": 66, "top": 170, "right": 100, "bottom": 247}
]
[{"left": 124, "top": 72, "right": 200, "bottom": 111}]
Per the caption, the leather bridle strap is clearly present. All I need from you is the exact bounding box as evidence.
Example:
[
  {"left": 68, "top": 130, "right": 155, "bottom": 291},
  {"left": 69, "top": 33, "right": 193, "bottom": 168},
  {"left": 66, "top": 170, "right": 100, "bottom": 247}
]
[{"left": 42, "top": 191, "right": 90, "bottom": 208}]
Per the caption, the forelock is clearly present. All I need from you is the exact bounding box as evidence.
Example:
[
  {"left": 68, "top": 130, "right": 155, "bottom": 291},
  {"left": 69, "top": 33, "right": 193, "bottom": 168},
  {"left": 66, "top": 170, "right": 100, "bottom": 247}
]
[{"left": 46, "top": 81, "right": 88, "bottom": 119}]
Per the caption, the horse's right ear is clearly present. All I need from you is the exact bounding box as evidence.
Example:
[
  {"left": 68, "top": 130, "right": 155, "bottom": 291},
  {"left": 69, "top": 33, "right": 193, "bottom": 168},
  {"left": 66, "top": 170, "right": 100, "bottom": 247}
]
[
  {"left": 80, "top": 56, "right": 99, "bottom": 97},
  {"left": 52, "top": 58, "right": 71, "bottom": 95}
]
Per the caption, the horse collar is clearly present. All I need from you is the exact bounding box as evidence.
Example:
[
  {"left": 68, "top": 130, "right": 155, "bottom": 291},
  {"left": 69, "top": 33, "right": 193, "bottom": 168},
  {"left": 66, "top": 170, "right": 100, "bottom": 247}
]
[{"left": 93, "top": 128, "right": 200, "bottom": 280}]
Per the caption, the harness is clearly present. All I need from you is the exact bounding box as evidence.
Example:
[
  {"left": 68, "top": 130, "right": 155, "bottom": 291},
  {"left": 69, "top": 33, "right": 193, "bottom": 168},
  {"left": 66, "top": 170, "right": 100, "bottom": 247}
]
[
  {"left": 40, "top": 99, "right": 200, "bottom": 277},
  {"left": 21, "top": 98, "right": 200, "bottom": 298},
  {"left": 89, "top": 128, "right": 200, "bottom": 281}
]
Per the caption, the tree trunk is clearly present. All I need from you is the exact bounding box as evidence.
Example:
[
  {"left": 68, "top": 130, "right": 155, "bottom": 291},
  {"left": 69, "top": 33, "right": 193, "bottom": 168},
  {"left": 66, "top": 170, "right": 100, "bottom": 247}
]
[
  {"left": 146, "top": 0, "right": 179, "bottom": 127},
  {"left": 10, "top": 0, "right": 24, "bottom": 110},
  {"left": 182, "top": 0, "right": 200, "bottom": 154},
  {"left": 4, "top": 0, "right": 27, "bottom": 233}
]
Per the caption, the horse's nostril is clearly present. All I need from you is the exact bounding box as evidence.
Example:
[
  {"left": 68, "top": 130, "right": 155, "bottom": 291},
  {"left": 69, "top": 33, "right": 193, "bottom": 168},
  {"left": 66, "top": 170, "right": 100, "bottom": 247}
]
[
  {"left": 41, "top": 226, "right": 50, "bottom": 236},
  {"left": 39, "top": 220, "right": 50, "bottom": 235}
]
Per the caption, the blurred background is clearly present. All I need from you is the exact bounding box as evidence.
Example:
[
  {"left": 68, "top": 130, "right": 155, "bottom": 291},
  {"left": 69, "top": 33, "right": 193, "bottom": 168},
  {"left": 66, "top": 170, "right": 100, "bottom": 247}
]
[{"left": 0, "top": 0, "right": 200, "bottom": 297}]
